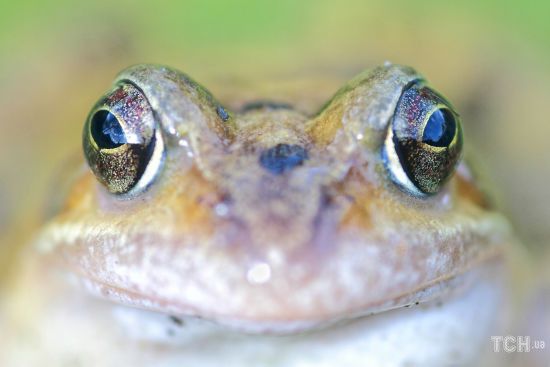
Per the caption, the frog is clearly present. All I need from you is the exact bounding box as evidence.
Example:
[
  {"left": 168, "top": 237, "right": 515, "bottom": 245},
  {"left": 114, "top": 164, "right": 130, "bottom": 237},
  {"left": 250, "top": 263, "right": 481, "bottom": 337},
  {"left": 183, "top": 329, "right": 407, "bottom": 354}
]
[{"left": 2, "top": 63, "right": 520, "bottom": 366}]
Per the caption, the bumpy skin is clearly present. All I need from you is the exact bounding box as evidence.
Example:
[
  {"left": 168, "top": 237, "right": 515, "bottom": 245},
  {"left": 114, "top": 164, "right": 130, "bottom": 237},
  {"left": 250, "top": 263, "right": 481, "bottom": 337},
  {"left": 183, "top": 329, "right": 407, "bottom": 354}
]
[{"left": 38, "top": 64, "right": 511, "bottom": 333}]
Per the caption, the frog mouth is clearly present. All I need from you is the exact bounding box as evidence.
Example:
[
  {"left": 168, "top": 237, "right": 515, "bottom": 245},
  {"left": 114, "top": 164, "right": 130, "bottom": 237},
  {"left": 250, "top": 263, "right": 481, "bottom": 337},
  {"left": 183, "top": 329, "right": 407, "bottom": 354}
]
[
  {"left": 61, "top": 253, "right": 503, "bottom": 335},
  {"left": 35, "top": 201, "right": 510, "bottom": 366},
  {"left": 51, "top": 262, "right": 507, "bottom": 366},
  {"left": 38, "top": 197, "right": 509, "bottom": 335}
]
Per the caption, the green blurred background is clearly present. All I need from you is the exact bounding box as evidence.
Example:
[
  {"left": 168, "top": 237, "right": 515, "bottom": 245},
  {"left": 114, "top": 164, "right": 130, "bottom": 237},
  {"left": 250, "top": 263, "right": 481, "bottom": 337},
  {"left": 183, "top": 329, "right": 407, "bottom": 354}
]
[{"left": 1, "top": 0, "right": 550, "bottom": 270}]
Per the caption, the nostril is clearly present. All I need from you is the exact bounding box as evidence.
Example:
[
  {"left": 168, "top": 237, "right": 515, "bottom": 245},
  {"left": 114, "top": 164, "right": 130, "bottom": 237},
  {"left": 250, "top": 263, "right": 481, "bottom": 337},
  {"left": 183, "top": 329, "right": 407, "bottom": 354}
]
[{"left": 259, "top": 144, "right": 309, "bottom": 175}]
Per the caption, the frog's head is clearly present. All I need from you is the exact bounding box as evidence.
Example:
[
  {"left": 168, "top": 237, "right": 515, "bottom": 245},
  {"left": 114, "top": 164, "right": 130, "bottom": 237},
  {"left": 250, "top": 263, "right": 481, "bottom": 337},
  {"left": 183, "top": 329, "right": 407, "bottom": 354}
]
[{"left": 39, "top": 64, "right": 510, "bottom": 333}]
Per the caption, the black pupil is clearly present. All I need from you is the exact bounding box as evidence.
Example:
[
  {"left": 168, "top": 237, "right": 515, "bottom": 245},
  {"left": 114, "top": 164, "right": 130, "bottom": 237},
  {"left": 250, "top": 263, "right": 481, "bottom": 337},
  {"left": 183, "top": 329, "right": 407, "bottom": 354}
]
[
  {"left": 259, "top": 143, "right": 308, "bottom": 175},
  {"left": 422, "top": 108, "right": 456, "bottom": 147},
  {"left": 90, "top": 110, "right": 126, "bottom": 149}
]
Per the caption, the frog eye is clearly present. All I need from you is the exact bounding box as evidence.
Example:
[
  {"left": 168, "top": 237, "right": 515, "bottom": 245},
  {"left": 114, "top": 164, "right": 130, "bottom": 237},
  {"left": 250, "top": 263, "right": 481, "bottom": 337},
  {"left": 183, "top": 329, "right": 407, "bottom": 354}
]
[
  {"left": 382, "top": 82, "right": 463, "bottom": 196},
  {"left": 83, "top": 83, "right": 164, "bottom": 195}
]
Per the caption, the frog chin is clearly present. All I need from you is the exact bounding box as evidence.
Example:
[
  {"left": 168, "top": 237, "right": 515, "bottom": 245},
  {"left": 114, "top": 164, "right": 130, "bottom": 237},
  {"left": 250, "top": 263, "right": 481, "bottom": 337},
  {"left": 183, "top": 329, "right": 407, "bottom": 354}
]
[
  {"left": 9, "top": 253, "right": 509, "bottom": 367},
  {"left": 102, "top": 263, "right": 508, "bottom": 366}
]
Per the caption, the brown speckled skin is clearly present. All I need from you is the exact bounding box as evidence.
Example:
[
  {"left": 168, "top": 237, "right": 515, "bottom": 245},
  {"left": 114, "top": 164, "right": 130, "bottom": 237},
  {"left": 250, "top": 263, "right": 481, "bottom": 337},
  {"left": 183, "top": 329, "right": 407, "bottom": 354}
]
[{"left": 37, "top": 64, "right": 511, "bottom": 332}]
